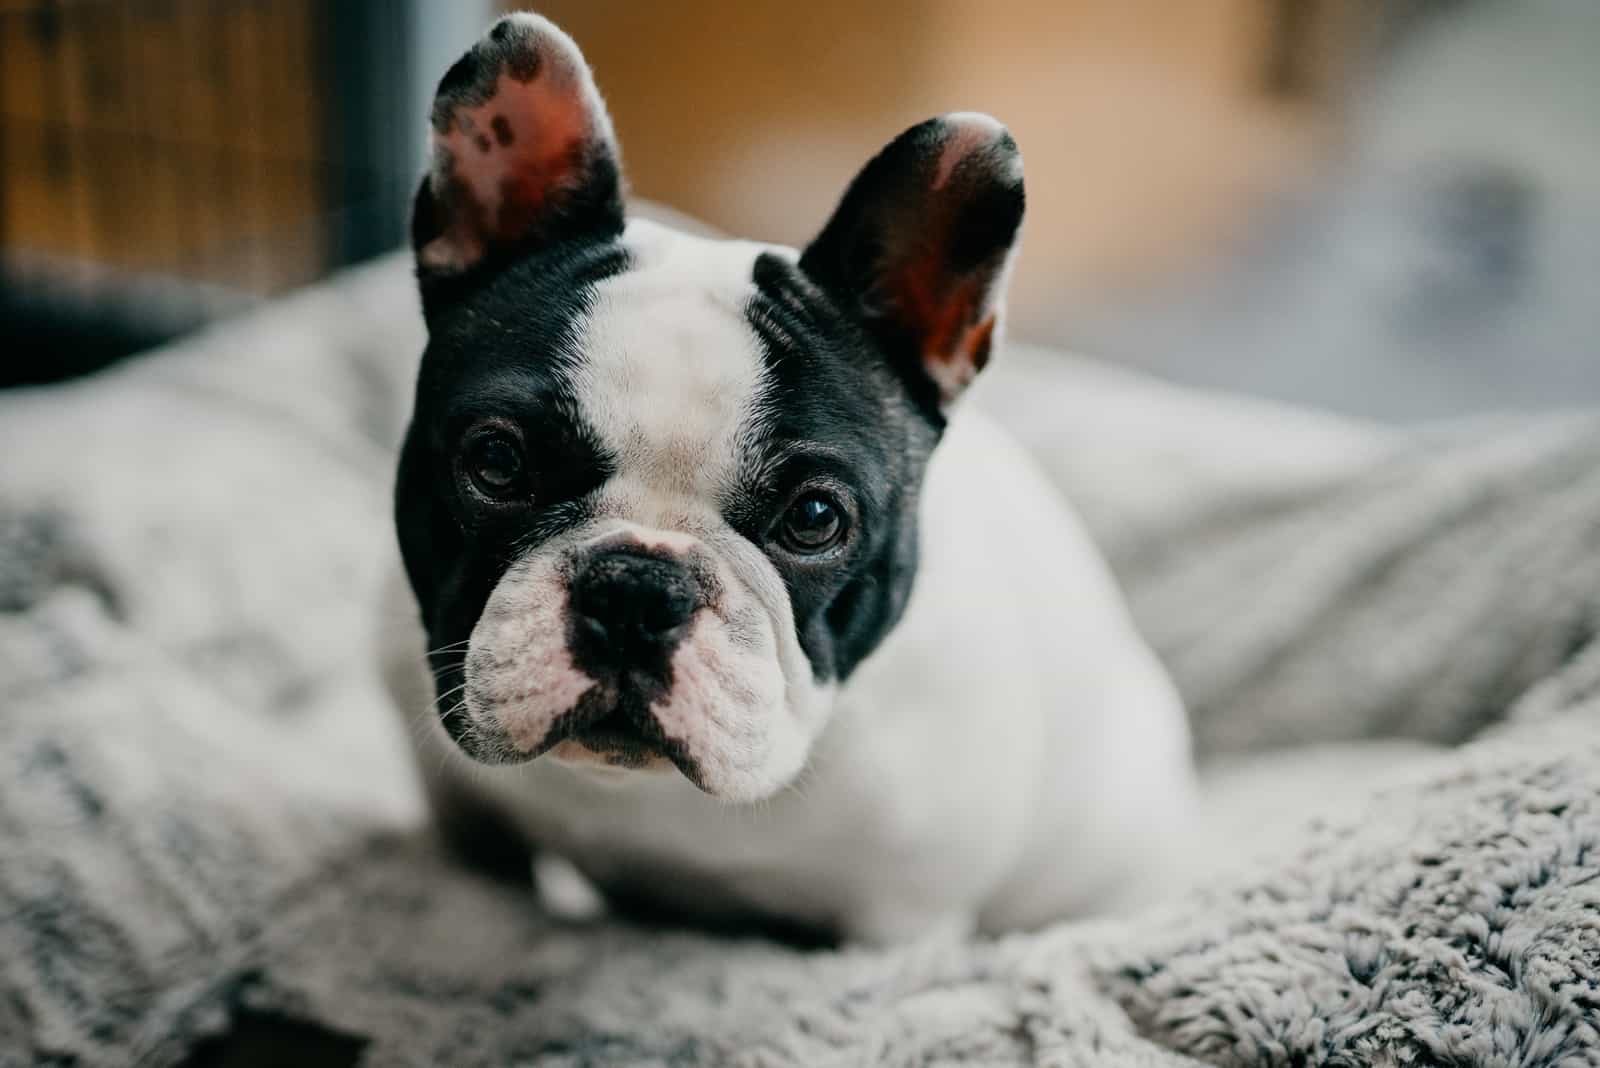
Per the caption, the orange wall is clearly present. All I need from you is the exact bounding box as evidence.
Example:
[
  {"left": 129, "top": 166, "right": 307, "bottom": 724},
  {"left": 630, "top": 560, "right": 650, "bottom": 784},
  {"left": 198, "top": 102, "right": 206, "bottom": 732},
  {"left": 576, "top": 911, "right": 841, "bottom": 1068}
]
[{"left": 527, "top": 1, "right": 1364, "bottom": 327}]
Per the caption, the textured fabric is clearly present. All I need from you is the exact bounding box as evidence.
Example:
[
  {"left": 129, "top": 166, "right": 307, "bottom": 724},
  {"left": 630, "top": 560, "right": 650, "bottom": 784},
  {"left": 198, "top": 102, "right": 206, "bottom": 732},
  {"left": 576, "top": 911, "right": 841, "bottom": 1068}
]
[
  {"left": 2, "top": 253, "right": 1598, "bottom": 1067},
  {"left": 981, "top": 348, "right": 1600, "bottom": 757}
]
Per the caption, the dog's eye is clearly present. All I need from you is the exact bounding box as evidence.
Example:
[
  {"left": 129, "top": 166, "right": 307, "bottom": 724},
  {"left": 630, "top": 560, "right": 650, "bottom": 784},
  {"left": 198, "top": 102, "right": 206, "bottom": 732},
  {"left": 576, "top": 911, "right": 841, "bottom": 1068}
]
[
  {"left": 463, "top": 432, "right": 526, "bottom": 498},
  {"left": 780, "top": 492, "right": 845, "bottom": 553}
]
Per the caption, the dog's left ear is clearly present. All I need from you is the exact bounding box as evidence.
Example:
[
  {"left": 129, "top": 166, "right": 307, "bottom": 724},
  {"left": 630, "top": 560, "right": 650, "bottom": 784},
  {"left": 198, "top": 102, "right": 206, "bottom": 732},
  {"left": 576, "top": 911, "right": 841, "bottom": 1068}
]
[
  {"left": 412, "top": 13, "right": 623, "bottom": 304},
  {"left": 800, "top": 113, "right": 1024, "bottom": 412}
]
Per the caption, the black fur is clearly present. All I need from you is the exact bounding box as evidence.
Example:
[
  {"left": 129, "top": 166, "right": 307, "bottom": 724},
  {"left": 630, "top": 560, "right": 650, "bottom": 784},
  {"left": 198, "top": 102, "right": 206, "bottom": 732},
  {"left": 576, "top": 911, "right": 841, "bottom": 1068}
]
[
  {"left": 737, "top": 253, "right": 935, "bottom": 682},
  {"left": 395, "top": 238, "right": 629, "bottom": 739}
]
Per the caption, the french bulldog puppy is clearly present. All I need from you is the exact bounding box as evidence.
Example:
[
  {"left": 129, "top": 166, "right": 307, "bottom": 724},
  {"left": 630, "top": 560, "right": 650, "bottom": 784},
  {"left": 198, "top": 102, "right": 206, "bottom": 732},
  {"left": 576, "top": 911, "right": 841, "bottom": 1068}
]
[{"left": 383, "top": 12, "right": 1192, "bottom": 945}]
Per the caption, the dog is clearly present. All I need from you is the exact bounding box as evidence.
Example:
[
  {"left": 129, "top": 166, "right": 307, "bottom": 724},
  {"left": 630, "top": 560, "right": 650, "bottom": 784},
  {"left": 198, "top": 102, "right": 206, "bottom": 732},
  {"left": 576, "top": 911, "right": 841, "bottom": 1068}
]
[{"left": 382, "top": 12, "right": 1193, "bottom": 945}]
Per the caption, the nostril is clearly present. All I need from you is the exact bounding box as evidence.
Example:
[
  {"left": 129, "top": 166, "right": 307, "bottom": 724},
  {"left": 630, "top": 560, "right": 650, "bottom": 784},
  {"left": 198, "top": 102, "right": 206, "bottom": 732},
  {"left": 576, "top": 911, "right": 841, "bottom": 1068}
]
[
  {"left": 575, "top": 612, "right": 610, "bottom": 645},
  {"left": 639, "top": 583, "right": 697, "bottom": 635}
]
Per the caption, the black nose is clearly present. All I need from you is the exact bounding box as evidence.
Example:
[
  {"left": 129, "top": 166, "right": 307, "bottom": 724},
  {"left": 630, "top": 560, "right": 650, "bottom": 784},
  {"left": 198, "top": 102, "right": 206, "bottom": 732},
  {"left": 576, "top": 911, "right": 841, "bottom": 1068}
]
[{"left": 569, "top": 549, "right": 700, "bottom": 657}]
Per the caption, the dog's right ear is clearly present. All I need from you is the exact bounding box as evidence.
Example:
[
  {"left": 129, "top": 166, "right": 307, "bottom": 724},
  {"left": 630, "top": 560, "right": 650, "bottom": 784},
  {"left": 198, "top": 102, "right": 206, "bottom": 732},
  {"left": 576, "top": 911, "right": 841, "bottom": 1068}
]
[{"left": 412, "top": 14, "right": 623, "bottom": 314}]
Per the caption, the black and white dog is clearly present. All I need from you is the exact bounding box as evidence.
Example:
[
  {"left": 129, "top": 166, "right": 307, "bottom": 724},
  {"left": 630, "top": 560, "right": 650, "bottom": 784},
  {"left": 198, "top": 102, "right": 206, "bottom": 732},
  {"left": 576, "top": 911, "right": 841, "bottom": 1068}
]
[{"left": 384, "top": 13, "right": 1191, "bottom": 944}]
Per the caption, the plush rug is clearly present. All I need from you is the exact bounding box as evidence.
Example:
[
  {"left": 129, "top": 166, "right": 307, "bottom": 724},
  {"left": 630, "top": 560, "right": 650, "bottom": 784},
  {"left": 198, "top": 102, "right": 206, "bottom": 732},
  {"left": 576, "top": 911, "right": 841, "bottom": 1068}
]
[{"left": 2, "top": 253, "right": 1597, "bottom": 1067}]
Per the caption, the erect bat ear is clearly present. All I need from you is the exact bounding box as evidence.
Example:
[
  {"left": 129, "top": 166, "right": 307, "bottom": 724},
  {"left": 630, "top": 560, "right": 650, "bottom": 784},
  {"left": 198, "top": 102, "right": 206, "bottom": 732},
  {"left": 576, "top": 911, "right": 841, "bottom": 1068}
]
[
  {"left": 799, "top": 113, "right": 1025, "bottom": 413},
  {"left": 411, "top": 14, "right": 623, "bottom": 298}
]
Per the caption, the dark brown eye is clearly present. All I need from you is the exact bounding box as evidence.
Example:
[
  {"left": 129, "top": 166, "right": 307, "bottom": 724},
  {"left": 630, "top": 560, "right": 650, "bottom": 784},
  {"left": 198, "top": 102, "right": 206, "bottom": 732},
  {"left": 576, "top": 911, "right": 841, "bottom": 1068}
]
[
  {"left": 464, "top": 432, "right": 526, "bottom": 498},
  {"left": 780, "top": 491, "right": 844, "bottom": 553}
]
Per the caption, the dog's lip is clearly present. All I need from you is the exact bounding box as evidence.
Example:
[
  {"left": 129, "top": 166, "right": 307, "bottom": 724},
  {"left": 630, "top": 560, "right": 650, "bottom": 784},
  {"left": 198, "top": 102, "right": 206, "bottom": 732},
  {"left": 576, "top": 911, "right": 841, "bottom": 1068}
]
[
  {"left": 533, "top": 688, "right": 707, "bottom": 790},
  {"left": 565, "top": 715, "right": 662, "bottom": 765}
]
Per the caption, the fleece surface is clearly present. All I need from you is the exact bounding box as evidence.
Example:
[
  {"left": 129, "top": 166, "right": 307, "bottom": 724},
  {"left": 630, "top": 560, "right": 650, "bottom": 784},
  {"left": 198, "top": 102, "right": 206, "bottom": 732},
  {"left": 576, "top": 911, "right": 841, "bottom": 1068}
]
[{"left": 2, "top": 253, "right": 1598, "bottom": 1067}]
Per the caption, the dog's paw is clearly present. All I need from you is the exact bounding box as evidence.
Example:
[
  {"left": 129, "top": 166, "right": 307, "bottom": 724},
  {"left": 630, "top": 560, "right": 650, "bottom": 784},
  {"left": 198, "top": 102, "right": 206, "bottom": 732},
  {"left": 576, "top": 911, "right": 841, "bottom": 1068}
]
[{"left": 533, "top": 852, "right": 607, "bottom": 923}]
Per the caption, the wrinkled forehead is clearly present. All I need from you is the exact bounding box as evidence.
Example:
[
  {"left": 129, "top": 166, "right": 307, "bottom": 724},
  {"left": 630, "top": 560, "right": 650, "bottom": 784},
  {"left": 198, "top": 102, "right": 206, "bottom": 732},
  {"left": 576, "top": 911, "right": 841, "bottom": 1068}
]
[{"left": 566, "top": 219, "right": 793, "bottom": 517}]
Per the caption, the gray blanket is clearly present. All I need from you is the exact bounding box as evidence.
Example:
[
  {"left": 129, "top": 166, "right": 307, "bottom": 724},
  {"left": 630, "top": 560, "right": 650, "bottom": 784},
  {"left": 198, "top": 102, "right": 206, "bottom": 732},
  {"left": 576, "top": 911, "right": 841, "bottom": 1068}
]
[{"left": 2, "top": 254, "right": 1598, "bottom": 1067}]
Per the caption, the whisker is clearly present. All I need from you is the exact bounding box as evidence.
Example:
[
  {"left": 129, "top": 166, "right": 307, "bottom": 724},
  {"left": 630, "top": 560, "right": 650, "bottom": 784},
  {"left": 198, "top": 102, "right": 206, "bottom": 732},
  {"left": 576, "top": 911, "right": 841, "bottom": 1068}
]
[
  {"left": 429, "top": 662, "right": 469, "bottom": 686},
  {"left": 430, "top": 680, "right": 470, "bottom": 711},
  {"left": 404, "top": 701, "right": 443, "bottom": 745},
  {"left": 432, "top": 700, "right": 470, "bottom": 778}
]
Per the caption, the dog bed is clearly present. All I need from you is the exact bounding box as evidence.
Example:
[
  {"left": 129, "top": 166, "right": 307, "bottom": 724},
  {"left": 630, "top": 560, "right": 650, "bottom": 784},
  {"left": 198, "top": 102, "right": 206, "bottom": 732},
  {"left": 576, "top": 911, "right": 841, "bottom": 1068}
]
[{"left": 2, "top": 252, "right": 1597, "bottom": 1067}]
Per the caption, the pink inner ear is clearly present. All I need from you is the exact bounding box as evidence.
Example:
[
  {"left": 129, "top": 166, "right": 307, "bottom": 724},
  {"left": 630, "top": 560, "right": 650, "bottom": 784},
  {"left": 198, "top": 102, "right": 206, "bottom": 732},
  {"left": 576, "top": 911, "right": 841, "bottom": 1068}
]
[
  {"left": 422, "top": 65, "right": 602, "bottom": 272},
  {"left": 877, "top": 116, "right": 1015, "bottom": 403},
  {"left": 917, "top": 288, "right": 996, "bottom": 401},
  {"left": 884, "top": 211, "right": 1001, "bottom": 403}
]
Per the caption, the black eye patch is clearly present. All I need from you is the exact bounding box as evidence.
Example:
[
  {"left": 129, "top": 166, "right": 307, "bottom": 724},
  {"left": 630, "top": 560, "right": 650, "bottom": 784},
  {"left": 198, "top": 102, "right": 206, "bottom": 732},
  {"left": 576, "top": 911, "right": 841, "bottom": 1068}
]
[
  {"left": 439, "top": 377, "right": 615, "bottom": 505},
  {"left": 724, "top": 252, "right": 942, "bottom": 684},
  {"left": 720, "top": 443, "right": 866, "bottom": 549}
]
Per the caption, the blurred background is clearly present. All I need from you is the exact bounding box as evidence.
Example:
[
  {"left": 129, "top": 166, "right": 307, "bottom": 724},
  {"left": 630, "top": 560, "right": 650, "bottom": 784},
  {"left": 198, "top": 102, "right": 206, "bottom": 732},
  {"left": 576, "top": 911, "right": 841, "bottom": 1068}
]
[{"left": 2, "top": 0, "right": 1595, "bottom": 418}]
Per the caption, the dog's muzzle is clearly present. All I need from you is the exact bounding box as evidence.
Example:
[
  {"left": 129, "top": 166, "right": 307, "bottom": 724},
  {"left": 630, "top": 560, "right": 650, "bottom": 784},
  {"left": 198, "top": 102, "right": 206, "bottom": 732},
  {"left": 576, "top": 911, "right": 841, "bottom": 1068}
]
[{"left": 533, "top": 545, "right": 709, "bottom": 774}]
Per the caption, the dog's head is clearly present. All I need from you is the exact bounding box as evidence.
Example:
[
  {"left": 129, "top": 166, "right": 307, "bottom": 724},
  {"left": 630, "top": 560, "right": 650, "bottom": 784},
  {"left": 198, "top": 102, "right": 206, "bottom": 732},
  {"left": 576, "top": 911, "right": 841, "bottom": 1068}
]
[{"left": 397, "top": 13, "right": 1024, "bottom": 802}]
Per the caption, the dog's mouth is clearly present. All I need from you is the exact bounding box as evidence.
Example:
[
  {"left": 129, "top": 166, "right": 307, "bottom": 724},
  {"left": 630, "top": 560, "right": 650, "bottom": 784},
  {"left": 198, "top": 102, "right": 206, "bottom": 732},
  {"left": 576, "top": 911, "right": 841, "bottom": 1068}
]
[
  {"left": 562, "top": 712, "right": 665, "bottom": 768},
  {"left": 539, "top": 684, "right": 704, "bottom": 786}
]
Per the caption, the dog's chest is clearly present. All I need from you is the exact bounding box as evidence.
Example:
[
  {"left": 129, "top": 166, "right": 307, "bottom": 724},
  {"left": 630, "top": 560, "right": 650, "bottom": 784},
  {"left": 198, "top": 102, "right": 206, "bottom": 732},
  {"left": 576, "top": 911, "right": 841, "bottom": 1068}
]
[{"left": 478, "top": 667, "right": 1023, "bottom": 938}]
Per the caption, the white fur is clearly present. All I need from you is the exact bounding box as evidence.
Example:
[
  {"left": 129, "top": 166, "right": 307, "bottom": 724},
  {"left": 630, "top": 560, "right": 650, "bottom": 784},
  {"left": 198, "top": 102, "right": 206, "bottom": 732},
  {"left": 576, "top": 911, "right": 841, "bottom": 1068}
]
[{"left": 387, "top": 220, "right": 1194, "bottom": 943}]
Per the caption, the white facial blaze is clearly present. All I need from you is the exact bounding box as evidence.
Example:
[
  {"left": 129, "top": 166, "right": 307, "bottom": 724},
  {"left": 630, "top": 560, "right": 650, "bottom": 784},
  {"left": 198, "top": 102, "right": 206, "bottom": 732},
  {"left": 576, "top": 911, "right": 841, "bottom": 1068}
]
[{"left": 567, "top": 220, "right": 782, "bottom": 518}]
